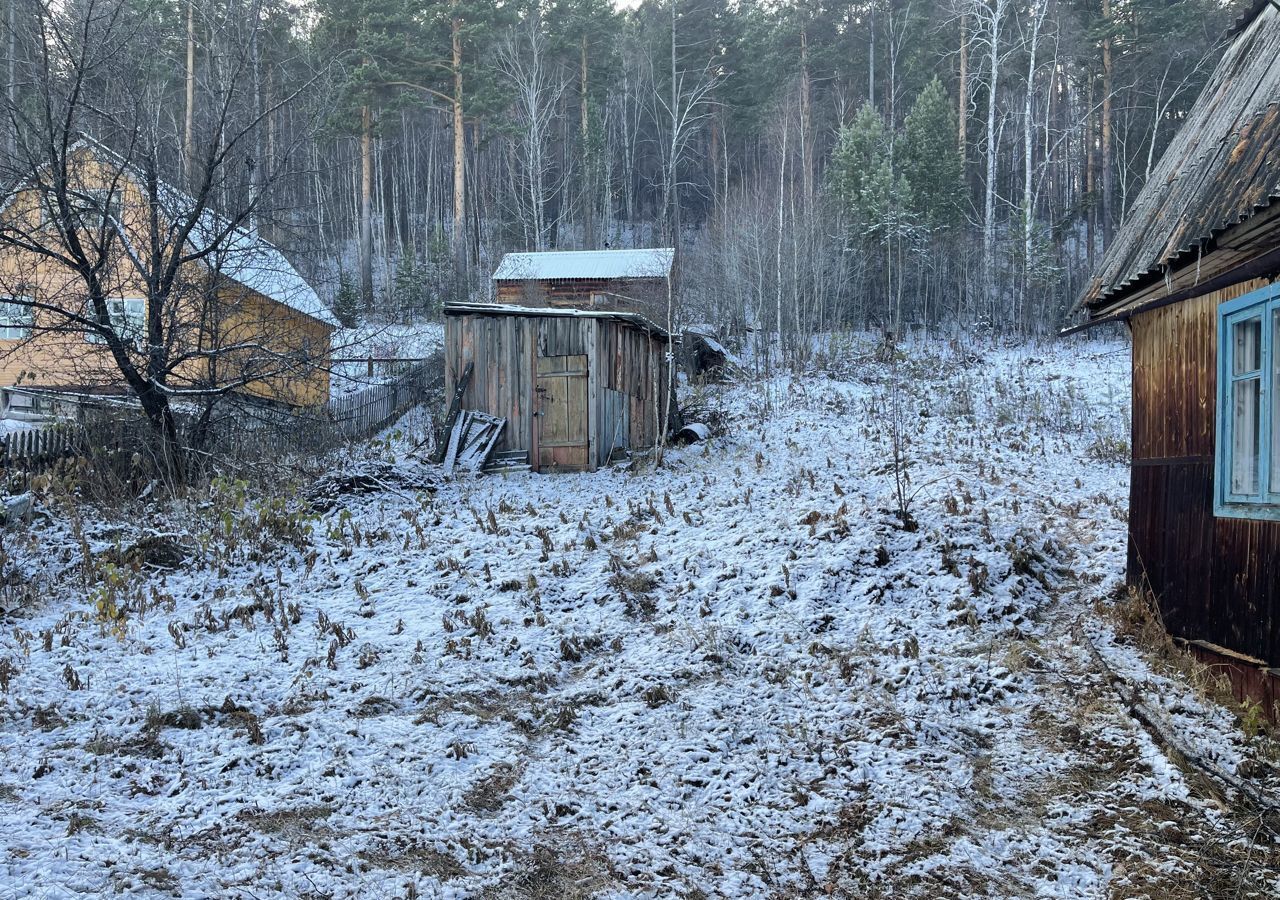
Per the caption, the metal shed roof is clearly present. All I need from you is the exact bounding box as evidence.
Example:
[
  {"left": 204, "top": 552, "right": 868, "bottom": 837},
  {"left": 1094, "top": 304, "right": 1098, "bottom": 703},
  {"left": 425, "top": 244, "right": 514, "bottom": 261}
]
[
  {"left": 492, "top": 248, "right": 674, "bottom": 282},
  {"left": 1077, "top": 1, "right": 1280, "bottom": 318}
]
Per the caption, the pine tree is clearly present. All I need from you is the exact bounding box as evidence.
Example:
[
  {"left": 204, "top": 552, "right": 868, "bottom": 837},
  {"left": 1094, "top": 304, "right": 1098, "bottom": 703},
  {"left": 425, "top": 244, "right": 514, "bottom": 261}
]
[
  {"left": 333, "top": 271, "right": 363, "bottom": 328},
  {"left": 831, "top": 102, "right": 894, "bottom": 226},
  {"left": 390, "top": 252, "right": 432, "bottom": 319},
  {"left": 899, "top": 77, "right": 965, "bottom": 232}
]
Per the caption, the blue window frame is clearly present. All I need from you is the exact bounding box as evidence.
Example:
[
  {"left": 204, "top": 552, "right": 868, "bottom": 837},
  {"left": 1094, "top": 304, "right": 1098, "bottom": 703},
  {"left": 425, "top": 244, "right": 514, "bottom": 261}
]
[{"left": 1216, "top": 284, "right": 1280, "bottom": 520}]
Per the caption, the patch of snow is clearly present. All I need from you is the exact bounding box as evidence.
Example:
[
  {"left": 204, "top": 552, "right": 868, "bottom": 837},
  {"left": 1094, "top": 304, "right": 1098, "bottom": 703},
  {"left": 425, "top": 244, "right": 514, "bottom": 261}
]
[{"left": 1, "top": 335, "right": 1276, "bottom": 898}]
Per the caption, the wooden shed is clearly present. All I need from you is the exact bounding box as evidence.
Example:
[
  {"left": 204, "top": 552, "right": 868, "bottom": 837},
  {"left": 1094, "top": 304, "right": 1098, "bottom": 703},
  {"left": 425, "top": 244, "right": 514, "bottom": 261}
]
[
  {"left": 1071, "top": 0, "right": 1280, "bottom": 713},
  {"left": 491, "top": 248, "right": 674, "bottom": 320},
  {"left": 443, "top": 302, "right": 672, "bottom": 473}
]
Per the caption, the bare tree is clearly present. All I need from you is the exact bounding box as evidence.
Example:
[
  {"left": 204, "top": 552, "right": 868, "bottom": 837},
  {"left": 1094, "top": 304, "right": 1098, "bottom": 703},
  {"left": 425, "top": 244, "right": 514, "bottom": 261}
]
[
  {"left": 956, "top": 0, "right": 1011, "bottom": 319},
  {"left": 496, "top": 13, "right": 568, "bottom": 252},
  {"left": 0, "top": 0, "right": 328, "bottom": 480}
]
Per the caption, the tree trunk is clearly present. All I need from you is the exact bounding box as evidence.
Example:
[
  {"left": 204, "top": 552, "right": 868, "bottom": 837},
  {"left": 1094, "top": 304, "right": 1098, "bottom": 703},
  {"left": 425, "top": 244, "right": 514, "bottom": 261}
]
[
  {"left": 982, "top": 0, "right": 1001, "bottom": 315},
  {"left": 1101, "top": 0, "right": 1114, "bottom": 247},
  {"left": 184, "top": 0, "right": 196, "bottom": 187},
  {"left": 799, "top": 28, "right": 814, "bottom": 204},
  {"left": 249, "top": 0, "right": 261, "bottom": 215},
  {"left": 775, "top": 111, "right": 787, "bottom": 370},
  {"left": 1022, "top": 1, "right": 1044, "bottom": 333},
  {"left": 580, "top": 34, "right": 595, "bottom": 249},
  {"left": 451, "top": 11, "right": 467, "bottom": 274},
  {"left": 958, "top": 12, "right": 968, "bottom": 172},
  {"left": 868, "top": 4, "right": 876, "bottom": 110},
  {"left": 1086, "top": 78, "right": 1096, "bottom": 271},
  {"left": 360, "top": 103, "right": 374, "bottom": 311},
  {"left": 6, "top": 0, "right": 15, "bottom": 160}
]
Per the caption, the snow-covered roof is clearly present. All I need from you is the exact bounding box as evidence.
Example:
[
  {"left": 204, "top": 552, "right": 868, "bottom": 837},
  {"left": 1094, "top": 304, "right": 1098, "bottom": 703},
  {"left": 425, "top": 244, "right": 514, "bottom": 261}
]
[
  {"left": 69, "top": 137, "right": 337, "bottom": 328},
  {"left": 200, "top": 222, "right": 337, "bottom": 328},
  {"left": 492, "top": 248, "right": 674, "bottom": 282}
]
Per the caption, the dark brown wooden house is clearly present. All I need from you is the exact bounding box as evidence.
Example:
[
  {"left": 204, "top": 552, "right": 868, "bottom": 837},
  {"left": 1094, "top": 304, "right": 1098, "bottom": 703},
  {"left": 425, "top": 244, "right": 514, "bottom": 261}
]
[
  {"left": 491, "top": 248, "right": 674, "bottom": 319},
  {"left": 443, "top": 303, "right": 671, "bottom": 473},
  {"left": 1072, "top": 0, "right": 1280, "bottom": 713}
]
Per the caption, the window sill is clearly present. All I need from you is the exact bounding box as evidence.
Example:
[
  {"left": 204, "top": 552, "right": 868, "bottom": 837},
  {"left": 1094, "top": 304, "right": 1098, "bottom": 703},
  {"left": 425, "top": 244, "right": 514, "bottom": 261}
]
[{"left": 1213, "top": 500, "right": 1280, "bottom": 522}]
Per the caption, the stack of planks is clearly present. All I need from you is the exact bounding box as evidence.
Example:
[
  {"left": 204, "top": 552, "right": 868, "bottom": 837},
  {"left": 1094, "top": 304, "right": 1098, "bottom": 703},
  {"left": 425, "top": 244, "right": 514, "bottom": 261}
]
[{"left": 442, "top": 411, "right": 506, "bottom": 475}]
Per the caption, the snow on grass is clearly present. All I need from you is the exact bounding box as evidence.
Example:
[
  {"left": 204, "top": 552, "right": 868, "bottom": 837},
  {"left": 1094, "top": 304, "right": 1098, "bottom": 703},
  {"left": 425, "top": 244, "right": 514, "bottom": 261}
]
[{"left": 0, "top": 335, "right": 1277, "bottom": 899}]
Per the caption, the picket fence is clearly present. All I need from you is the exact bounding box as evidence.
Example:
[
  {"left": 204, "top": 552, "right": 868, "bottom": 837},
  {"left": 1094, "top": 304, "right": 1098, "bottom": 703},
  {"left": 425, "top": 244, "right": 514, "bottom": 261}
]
[
  {"left": 327, "top": 362, "right": 435, "bottom": 439},
  {"left": 0, "top": 426, "right": 80, "bottom": 470}
]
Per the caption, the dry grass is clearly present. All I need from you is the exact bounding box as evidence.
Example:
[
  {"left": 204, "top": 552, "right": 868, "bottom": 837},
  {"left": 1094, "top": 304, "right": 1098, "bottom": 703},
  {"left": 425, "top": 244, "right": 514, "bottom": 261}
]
[
  {"left": 482, "top": 836, "right": 617, "bottom": 900},
  {"left": 238, "top": 804, "right": 333, "bottom": 842},
  {"left": 464, "top": 762, "right": 523, "bottom": 813},
  {"left": 357, "top": 843, "right": 466, "bottom": 881},
  {"left": 1101, "top": 584, "right": 1273, "bottom": 737}
]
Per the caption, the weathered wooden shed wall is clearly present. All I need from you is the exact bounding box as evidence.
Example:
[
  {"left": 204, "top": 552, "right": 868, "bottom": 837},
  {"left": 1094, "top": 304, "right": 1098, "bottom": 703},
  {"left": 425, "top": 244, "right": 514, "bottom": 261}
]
[
  {"left": 444, "top": 308, "right": 669, "bottom": 472},
  {"left": 596, "top": 318, "right": 666, "bottom": 463},
  {"left": 444, "top": 314, "right": 536, "bottom": 456},
  {"left": 1129, "top": 276, "right": 1280, "bottom": 666},
  {"left": 494, "top": 278, "right": 668, "bottom": 317}
]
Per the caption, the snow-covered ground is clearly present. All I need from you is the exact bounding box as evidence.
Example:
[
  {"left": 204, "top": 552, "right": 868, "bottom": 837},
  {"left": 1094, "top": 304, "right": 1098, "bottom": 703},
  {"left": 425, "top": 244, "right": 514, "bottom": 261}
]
[{"left": 1, "top": 337, "right": 1278, "bottom": 899}]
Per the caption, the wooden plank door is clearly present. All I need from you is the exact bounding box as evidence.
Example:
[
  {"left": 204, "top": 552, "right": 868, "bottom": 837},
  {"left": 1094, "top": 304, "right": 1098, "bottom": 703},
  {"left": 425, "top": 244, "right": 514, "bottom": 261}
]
[{"left": 535, "top": 354, "right": 589, "bottom": 471}]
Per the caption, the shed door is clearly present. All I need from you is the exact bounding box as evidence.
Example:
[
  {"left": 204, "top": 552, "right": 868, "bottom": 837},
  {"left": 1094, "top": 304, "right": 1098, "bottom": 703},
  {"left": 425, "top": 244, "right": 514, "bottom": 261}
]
[{"left": 535, "top": 354, "right": 589, "bottom": 471}]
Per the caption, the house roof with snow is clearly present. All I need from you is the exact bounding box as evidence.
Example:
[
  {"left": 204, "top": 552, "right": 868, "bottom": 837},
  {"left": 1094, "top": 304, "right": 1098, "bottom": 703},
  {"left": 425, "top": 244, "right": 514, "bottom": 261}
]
[
  {"left": 21, "top": 136, "right": 337, "bottom": 328},
  {"left": 492, "top": 248, "right": 674, "bottom": 282},
  {"left": 1075, "top": 1, "right": 1280, "bottom": 321}
]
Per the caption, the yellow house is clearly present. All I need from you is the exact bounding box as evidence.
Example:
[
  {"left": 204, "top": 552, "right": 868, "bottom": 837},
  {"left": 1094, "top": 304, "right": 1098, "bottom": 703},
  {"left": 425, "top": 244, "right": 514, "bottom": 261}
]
[{"left": 0, "top": 139, "right": 336, "bottom": 419}]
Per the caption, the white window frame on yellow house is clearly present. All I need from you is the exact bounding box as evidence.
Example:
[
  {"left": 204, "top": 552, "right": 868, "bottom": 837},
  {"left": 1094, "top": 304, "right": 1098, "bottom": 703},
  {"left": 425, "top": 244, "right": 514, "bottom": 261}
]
[
  {"left": 77, "top": 187, "right": 123, "bottom": 227},
  {"left": 85, "top": 297, "right": 145, "bottom": 346},
  {"left": 0, "top": 298, "right": 33, "bottom": 340}
]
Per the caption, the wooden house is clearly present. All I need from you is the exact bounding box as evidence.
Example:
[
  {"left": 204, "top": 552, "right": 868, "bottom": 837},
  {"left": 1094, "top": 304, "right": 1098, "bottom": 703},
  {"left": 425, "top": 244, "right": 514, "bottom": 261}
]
[
  {"left": 1072, "top": 0, "right": 1280, "bottom": 711},
  {"left": 0, "top": 139, "right": 336, "bottom": 419},
  {"left": 491, "top": 248, "right": 674, "bottom": 319},
  {"left": 443, "top": 302, "right": 671, "bottom": 473}
]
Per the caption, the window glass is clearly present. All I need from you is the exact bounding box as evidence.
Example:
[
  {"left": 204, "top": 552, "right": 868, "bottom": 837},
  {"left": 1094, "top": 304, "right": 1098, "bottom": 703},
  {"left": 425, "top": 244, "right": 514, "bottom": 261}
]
[
  {"left": 1234, "top": 317, "right": 1262, "bottom": 374},
  {"left": 86, "top": 298, "right": 145, "bottom": 344},
  {"left": 1233, "top": 376, "right": 1262, "bottom": 496},
  {"left": 75, "top": 188, "right": 122, "bottom": 228},
  {"left": 0, "top": 299, "right": 33, "bottom": 340},
  {"left": 1273, "top": 310, "right": 1280, "bottom": 494}
]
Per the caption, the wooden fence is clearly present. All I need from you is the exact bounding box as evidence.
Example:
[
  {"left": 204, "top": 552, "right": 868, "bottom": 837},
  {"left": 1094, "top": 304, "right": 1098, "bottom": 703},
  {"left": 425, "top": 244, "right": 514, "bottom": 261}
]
[
  {"left": 0, "top": 426, "right": 79, "bottom": 472},
  {"left": 328, "top": 361, "right": 437, "bottom": 439},
  {"left": 0, "top": 359, "right": 441, "bottom": 485}
]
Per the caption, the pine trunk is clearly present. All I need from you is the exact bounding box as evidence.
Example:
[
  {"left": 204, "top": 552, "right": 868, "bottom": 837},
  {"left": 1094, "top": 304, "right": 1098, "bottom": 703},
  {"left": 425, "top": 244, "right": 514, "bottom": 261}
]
[
  {"left": 958, "top": 12, "right": 968, "bottom": 173},
  {"left": 1101, "top": 0, "right": 1114, "bottom": 248},
  {"left": 580, "top": 35, "right": 594, "bottom": 249},
  {"left": 451, "top": 12, "right": 466, "bottom": 274}
]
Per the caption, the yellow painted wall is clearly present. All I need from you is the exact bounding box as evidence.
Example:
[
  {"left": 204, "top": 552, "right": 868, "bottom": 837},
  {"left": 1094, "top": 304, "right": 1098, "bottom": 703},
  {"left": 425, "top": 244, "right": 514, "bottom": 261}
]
[{"left": 0, "top": 148, "right": 332, "bottom": 407}]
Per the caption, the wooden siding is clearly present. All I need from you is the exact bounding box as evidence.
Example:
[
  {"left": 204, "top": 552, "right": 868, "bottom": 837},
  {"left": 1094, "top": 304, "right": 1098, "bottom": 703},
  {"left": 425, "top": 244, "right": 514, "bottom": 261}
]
[
  {"left": 597, "top": 317, "right": 664, "bottom": 451},
  {"left": 444, "top": 314, "right": 536, "bottom": 456},
  {"left": 0, "top": 151, "right": 332, "bottom": 408},
  {"left": 1129, "top": 278, "right": 1280, "bottom": 665},
  {"left": 444, "top": 310, "right": 669, "bottom": 472},
  {"left": 494, "top": 278, "right": 667, "bottom": 318},
  {"left": 0, "top": 284, "right": 332, "bottom": 408}
]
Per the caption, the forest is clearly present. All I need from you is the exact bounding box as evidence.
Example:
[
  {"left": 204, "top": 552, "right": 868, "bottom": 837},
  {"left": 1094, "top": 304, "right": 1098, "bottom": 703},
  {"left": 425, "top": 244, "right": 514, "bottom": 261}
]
[{"left": 0, "top": 0, "right": 1251, "bottom": 351}]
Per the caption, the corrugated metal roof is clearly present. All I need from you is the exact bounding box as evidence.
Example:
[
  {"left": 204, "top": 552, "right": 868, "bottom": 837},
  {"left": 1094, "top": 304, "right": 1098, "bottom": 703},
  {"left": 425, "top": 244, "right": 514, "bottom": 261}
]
[
  {"left": 492, "top": 249, "right": 674, "bottom": 282},
  {"left": 1079, "top": 1, "right": 1280, "bottom": 316}
]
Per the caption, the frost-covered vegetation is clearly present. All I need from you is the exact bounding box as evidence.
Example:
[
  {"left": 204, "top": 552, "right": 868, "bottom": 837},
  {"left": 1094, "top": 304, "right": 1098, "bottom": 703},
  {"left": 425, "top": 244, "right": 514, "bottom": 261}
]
[{"left": 0, "top": 338, "right": 1277, "bottom": 899}]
